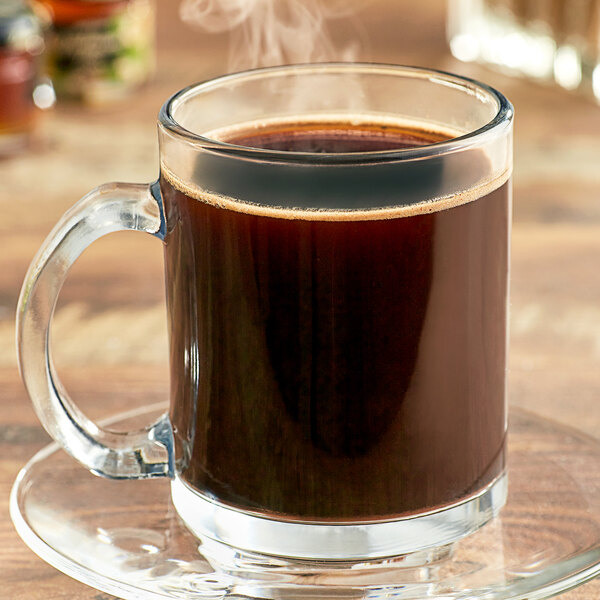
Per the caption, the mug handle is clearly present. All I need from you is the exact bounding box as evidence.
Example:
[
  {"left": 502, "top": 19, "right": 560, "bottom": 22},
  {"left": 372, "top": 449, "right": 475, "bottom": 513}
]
[{"left": 16, "top": 181, "right": 174, "bottom": 479}]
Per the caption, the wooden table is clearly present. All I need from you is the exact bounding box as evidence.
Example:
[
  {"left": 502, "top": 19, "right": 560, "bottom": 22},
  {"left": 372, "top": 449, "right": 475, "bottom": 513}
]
[{"left": 1, "top": 1, "right": 600, "bottom": 598}]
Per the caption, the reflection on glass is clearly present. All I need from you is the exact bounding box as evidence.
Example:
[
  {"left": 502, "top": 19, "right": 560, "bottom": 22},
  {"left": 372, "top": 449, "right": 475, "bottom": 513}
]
[{"left": 448, "top": 0, "right": 600, "bottom": 101}]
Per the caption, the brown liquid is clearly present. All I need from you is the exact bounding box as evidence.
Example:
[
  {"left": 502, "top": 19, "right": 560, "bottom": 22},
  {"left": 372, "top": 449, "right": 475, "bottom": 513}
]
[
  {"left": 226, "top": 121, "right": 450, "bottom": 153},
  {"left": 162, "top": 122, "right": 509, "bottom": 521}
]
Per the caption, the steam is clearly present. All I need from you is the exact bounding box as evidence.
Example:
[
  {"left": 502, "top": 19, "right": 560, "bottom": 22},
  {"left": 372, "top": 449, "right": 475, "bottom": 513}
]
[{"left": 179, "top": 0, "right": 367, "bottom": 71}]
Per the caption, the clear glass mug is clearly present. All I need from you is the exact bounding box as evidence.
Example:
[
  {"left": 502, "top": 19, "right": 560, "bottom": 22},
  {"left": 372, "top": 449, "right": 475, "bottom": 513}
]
[{"left": 17, "top": 64, "right": 513, "bottom": 561}]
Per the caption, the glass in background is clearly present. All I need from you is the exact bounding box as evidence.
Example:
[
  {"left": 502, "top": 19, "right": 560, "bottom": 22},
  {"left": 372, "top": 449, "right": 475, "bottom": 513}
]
[{"left": 448, "top": 0, "right": 600, "bottom": 101}]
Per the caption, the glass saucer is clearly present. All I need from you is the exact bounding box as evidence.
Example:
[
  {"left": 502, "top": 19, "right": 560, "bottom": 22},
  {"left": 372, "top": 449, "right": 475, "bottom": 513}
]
[{"left": 10, "top": 404, "right": 600, "bottom": 600}]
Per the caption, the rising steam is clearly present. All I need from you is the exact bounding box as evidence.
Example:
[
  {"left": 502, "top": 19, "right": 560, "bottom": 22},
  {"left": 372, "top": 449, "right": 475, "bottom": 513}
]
[{"left": 179, "top": 0, "right": 367, "bottom": 71}]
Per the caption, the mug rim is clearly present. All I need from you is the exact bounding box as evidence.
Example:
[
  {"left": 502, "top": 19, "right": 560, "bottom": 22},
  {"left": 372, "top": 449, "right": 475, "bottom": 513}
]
[{"left": 158, "top": 63, "right": 513, "bottom": 165}]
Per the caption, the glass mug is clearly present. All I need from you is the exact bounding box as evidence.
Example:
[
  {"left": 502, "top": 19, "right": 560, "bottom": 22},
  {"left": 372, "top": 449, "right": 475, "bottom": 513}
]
[{"left": 17, "top": 64, "right": 513, "bottom": 561}]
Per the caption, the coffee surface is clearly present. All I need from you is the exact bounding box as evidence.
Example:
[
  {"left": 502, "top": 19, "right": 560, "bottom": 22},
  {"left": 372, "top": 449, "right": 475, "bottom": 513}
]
[
  {"left": 162, "top": 121, "right": 509, "bottom": 521},
  {"left": 222, "top": 121, "right": 450, "bottom": 153}
]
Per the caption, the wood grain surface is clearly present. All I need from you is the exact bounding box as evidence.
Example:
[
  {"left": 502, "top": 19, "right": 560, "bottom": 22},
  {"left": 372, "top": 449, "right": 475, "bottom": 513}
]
[{"left": 1, "top": 1, "right": 600, "bottom": 598}]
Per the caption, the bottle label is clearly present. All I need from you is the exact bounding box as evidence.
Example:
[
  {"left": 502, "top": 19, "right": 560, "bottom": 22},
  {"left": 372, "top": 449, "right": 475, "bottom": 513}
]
[{"left": 48, "top": 0, "right": 155, "bottom": 104}]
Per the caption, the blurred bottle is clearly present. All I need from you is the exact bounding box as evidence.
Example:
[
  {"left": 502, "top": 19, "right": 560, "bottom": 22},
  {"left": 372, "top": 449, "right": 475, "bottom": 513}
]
[
  {"left": 448, "top": 0, "right": 600, "bottom": 101},
  {"left": 0, "top": 0, "right": 54, "bottom": 156},
  {"left": 37, "top": 0, "right": 155, "bottom": 106}
]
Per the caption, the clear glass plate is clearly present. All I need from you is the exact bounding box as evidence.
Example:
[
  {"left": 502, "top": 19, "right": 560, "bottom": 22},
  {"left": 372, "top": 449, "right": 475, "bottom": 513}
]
[{"left": 10, "top": 404, "right": 600, "bottom": 600}]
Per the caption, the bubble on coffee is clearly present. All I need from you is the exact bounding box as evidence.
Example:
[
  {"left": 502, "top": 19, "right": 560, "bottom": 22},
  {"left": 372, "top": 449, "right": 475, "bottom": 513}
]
[{"left": 179, "top": 0, "right": 366, "bottom": 70}]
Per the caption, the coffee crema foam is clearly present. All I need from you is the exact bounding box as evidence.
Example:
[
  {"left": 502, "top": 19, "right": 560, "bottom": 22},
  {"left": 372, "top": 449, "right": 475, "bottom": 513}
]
[{"left": 161, "top": 115, "right": 511, "bottom": 222}]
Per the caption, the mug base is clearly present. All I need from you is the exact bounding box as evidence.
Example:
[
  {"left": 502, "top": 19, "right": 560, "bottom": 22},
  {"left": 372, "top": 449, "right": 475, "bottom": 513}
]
[{"left": 171, "top": 472, "right": 507, "bottom": 560}]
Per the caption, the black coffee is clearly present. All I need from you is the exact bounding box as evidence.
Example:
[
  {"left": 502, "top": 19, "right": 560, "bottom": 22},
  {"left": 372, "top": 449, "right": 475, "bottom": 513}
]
[
  {"left": 161, "top": 121, "right": 509, "bottom": 521},
  {"left": 227, "top": 121, "right": 449, "bottom": 152}
]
